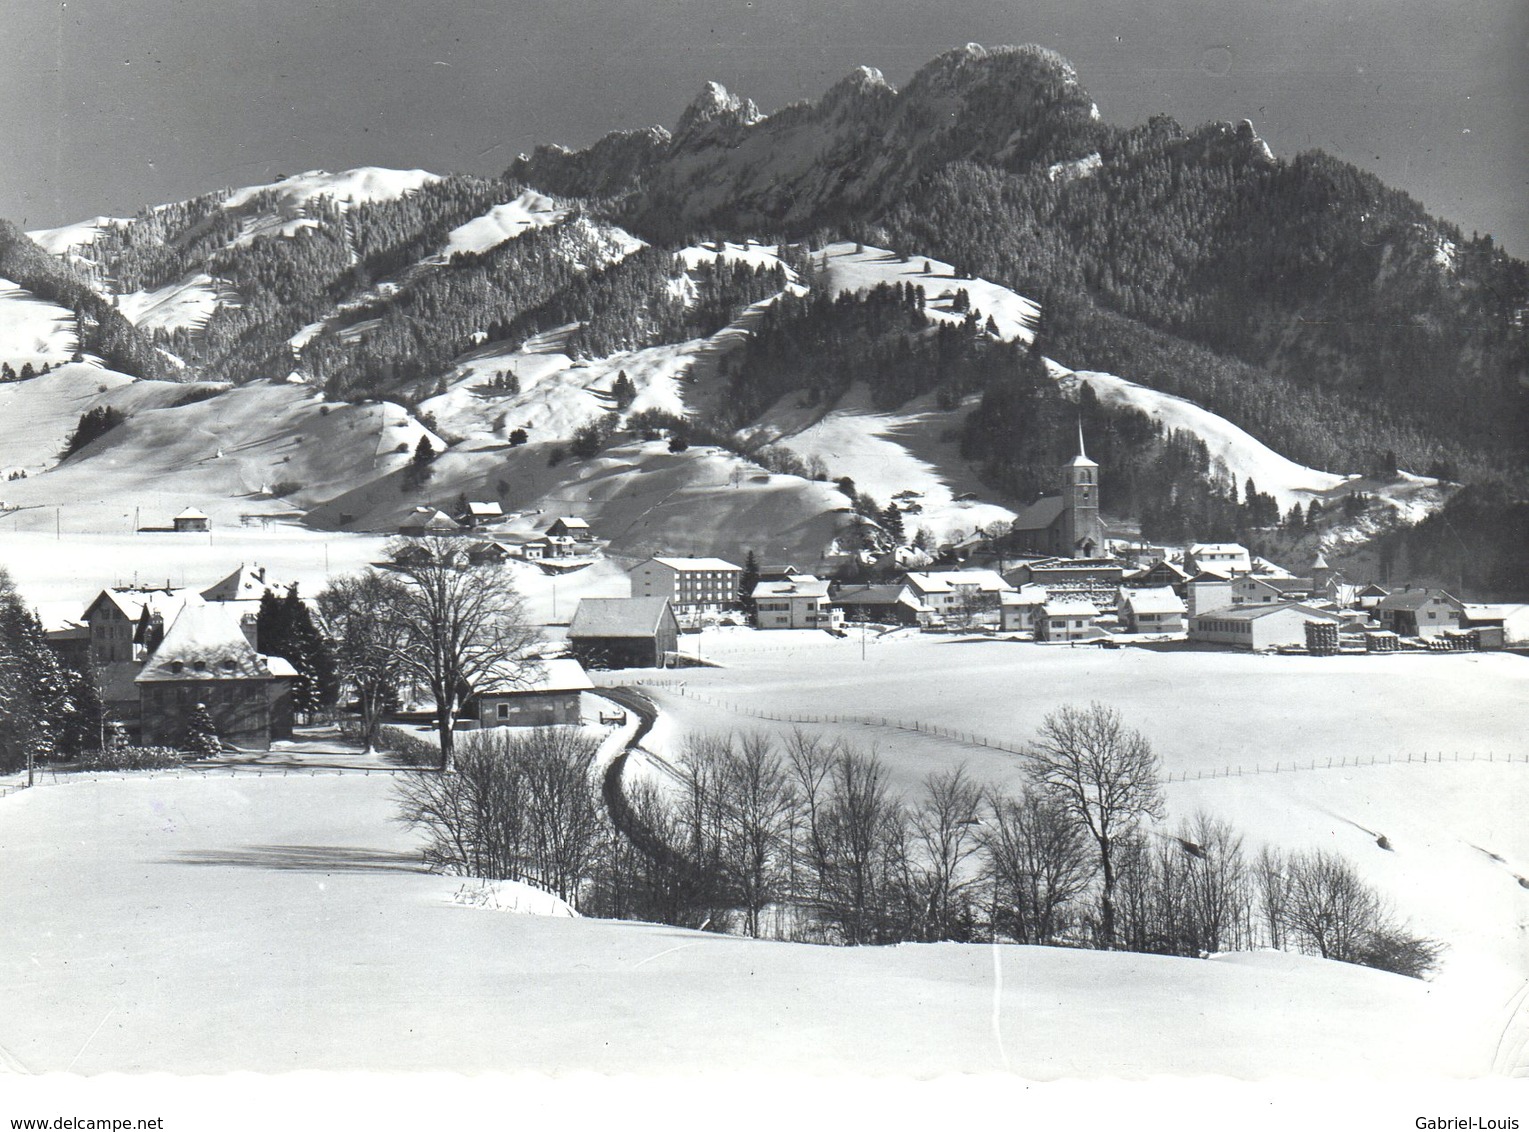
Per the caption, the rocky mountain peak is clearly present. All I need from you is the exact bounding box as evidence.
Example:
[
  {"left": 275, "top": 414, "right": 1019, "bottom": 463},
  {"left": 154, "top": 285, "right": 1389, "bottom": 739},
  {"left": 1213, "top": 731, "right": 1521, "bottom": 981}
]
[{"left": 673, "top": 81, "right": 764, "bottom": 147}]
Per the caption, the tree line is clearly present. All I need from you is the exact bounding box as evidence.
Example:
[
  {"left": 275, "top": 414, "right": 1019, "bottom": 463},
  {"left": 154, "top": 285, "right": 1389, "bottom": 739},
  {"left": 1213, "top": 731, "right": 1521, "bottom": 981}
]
[{"left": 393, "top": 701, "right": 1443, "bottom": 979}]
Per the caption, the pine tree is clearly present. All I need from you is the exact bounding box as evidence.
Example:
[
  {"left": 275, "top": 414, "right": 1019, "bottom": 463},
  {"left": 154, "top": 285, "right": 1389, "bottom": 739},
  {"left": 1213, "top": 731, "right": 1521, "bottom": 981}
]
[
  {"left": 185, "top": 702, "right": 221, "bottom": 758},
  {"left": 739, "top": 550, "right": 761, "bottom": 615}
]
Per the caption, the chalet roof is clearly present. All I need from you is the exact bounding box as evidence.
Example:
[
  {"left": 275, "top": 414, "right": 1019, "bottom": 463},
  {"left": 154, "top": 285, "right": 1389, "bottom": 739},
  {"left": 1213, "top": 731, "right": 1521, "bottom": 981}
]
[
  {"left": 1128, "top": 560, "right": 1189, "bottom": 582},
  {"left": 1000, "top": 584, "right": 1051, "bottom": 607},
  {"left": 200, "top": 564, "right": 277, "bottom": 602},
  {"left": 86, "top": 586, "right": 185, "bottom": 624},
  {"left": 264, "top": 655, "right": 299, "bottom": 678},
  {"left": 466, "top": 501, "right": 504, "bottom": 517},
  {"left": 1376, "top": 588, "right": 1460, "bottom": 612},
  {"left": 1357, "top": 582, "right": 1391, "bottom": 597},
  {"left": 1189, "top": 543, "right": 1249, "bottom": 556},
  {"left": 569, "top": 597, "right": 675, "bottom": 638},
  {"left": 136, "top": 599, "right": 274, "bottom": 683},
  {"left": 549, "top": 515, "right": 589, "bottom": 529},
  {"left": 1188, "top": 569, "right": 1232, "bottom": 583},
  {"left": 752, "top": 576, "right": 830, "bottom": 600},
  {"left": 1240, "top": 575, "right": 1313, "bottom": 593},
  {"left": 904, "top": 569, "right": 1012, "bottom": 595},
  {"left": 1121, "top": 586, "right": 1185, "bottom": 615},
  {"left": 1042, "top": 599, "right": 1099, "bottom": 618},
  {"left": 1009, "top": 496, "right": 1064, "bottom": 533},
  {"left": 647, "top": 556, "right": 743, "bottom": 572},
  {"left": 1193, "top": 601, "right": 1342, "bottom": 623},
  {"left": 477, "top": 657, "right": 593, "bottom": 695},
  {"left": 174, "top": 507, "right": 209, "bottom": 521},
  {"left": 1460, "top": 603, "right": 1527, "bottom": 622},
  {"left": 399, "top": 509, "right": 462, "bottom": 532},
  {"left": 829, "top": 584, "right": 921, "bottom": 608}
]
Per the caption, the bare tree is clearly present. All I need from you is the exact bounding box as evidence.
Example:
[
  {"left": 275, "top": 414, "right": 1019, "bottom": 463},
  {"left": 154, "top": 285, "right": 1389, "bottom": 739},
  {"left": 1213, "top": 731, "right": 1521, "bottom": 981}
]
[
  {"left": 908, "top": 765, "right": 983, "bottom": 940},
  {"left": 317, "top": 570, "right": 410, "bottom": 752},
  {"left": 1024, "top": 702, "right": 1163, "bottom": 948},
  {"left": 721, "top": 733, "right": 796, "bottom": 938},
  {"left": 813, "top": 748, "right": 907, "bottom": 945},
  {"left": 981, "top": 787, "right": 1093, "bottom": 944},
  {"left": 385, "top": 536, "right": 542, "bottom": 771}
]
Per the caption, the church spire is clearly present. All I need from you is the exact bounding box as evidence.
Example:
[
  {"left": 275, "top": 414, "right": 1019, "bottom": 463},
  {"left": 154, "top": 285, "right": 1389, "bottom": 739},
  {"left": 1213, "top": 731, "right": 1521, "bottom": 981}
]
[{"left": 1077, "top": 416, "right": 1088, "bottom": 462}]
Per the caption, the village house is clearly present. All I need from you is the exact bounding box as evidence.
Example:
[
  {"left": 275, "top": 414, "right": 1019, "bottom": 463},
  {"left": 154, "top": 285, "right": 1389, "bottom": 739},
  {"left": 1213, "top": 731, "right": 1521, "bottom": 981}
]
[
  {"left": 1232, "top": 575, "right": 1314, "bottom": 605},
  {"left": 1458, "top": 603, "right": 1529, "bottom": 649},
  {"left": 1355, "top": 582, "right": 1391, "bottom": 611},
  {"left": 1124, "top": 559, "right": 1190, "bottom": 593},
  {"left": 172, "top": 507, "right": 210, "bottom": 533},
  {"left": 1185, "top": 570, "right": 1234, "bottom": 617},
  {"left": 471, "top": 658, "right": 592, "bottom": 728},
  {"left": 628, "top": 556, "right": 743, "bottom": 619},
  {"left": 1185, "top": 543, "right": 1251, "bottom": 576},
  {"left": 466, "top": 541, "right": 511, "bottom": 567},
  {"left": 903, "top": 569, "right": 1014, "bottom": 628},
  {"left": 828, "top": 584, "right": 928, "bottom": 626},
  {"left": 998, "top": 584, "right": 1050, "bottom": 632},
  {"left": 752, "top": 576, "right": 838, "bottom": 630},
  {"left": 567, "top": 597, "right": 680, "bottom": 669},
  {"left": 545, "top": 516, "right": 592, "bottom": 541},
  {"left": 512, "top": 538, "right": 548, "bottom": 561},
  {"left": 82, "top": 586, "right": 186, "bottom": 665},
  {"left": 457, "top": 501, "right": 505, "bottom": 529},
  {"left": 1034, "top": 598, "right": 1101, "bottom": 643},
  {"left": 136, "top": 599, "right": 295, "bottom": 750},
  {"left": 398, "top": 508, "right": 462, "bottom": 536},
  {"left": 1188, "top": 602, "right": 1344, "bottom": 651},
  {"left": 1374, "top": 589, "right": 1464, "bottom": 638},
  {"left": 1118, "top": 586, "right": 1187, "bottom": 633}
]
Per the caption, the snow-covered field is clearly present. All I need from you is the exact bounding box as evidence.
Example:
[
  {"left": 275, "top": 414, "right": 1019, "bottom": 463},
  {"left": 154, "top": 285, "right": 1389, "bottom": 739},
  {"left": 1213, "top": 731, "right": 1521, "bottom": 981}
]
[
  {"left": 0, "top": 278, "right": 86, "bottom": 372},
  {"left": 0, "top": 772, "right": 1504, "bottom": 1078},
  {"left": 619, "top": 629, "right": 1529, "bottom": 997}
]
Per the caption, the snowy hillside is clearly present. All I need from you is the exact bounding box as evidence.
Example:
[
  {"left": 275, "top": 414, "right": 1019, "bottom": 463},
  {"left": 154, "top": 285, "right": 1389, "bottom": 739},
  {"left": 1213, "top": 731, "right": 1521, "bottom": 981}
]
[
  {"left": 0, "top": 277, "right": 87, "bottom": 370},
  {"left": 0, "top": 772, "right": 1502, "bottom": 1076}
]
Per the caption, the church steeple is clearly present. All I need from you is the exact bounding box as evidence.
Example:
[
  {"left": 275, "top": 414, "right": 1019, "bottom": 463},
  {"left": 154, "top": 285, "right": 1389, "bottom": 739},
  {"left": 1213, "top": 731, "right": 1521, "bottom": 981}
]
[{"left": 1062, "top": 421, "right": 1102, "bottom": 557}]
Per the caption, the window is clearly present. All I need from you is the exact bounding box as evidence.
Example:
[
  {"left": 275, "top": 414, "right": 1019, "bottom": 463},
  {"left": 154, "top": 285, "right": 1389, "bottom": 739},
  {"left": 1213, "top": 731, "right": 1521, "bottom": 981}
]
[{"left": 497, "top": 704, "right": 510, "bottom": 720}]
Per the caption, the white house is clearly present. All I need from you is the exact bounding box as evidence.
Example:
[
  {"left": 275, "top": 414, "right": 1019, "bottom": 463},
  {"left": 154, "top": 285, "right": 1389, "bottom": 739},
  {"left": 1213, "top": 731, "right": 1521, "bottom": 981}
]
[
  {"left": 1118, "top": 587, "right": 1186, "bottom": 633},
  {"left": 1185, "top": 543, "right": 1251, "bottom": 576},
  {"left": 1034, "top": 599, "right": 1101, "bottom": 642},
  {"left": 629, "top": 556, "right": 743, "bottom": 618},
  {"left": 1189, "top": 602, "right": 1343, "bottom": 650},
  {"left": 903, "top": 570, "right": 1014, "bottom": 627},
  {"left": 998, "top": 584, "right": 1050, "bottom": 632},
  {"left": 752, "top": 576, "right": 838, "bottom": 630}
]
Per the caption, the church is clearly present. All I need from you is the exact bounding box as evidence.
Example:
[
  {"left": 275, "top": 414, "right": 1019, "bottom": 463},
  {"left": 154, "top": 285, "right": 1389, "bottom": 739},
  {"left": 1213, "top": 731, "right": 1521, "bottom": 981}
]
[{"left": 1007, "top": 424, "right": 1106, "bottom": 558}]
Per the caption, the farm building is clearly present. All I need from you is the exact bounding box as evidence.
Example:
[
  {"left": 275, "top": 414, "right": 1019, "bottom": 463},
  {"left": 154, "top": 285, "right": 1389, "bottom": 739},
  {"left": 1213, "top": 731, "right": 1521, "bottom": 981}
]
[
  {"left": 1232, "top": 575, "right": 1314, "bottom": 605},
  {"left": 629, "top": 557, "right": 743, "bottom": 618},
  {"left": 1124, "top": 559, "right": 1190, "bottom": 592},
  {"left": 1188, "top": 603, "right": 1344, "bottom": 651},
  {"left": 466, "top": 541, "right": 511, "bottom": 566},
  {"left": 172, "top": 508, "right": 210, "bottom": 533},
  {"left": 1458, "top": 604, "right": 1529, "bottom": 649},
  {"left": 457, "top": 501, "right": 505, "bottom": 529},
  {"left": 1374, "top": 589, "right": 1464, "bottom": 638},
  {"left": 1118, "top": 587, "right": 1186, "bottom": 633},
  {"left": 567, "top": 597, "right": 679, "bottom": 669},
  {"left": 136, "top": 599, "right": 295, "bottom": 750},
  {"left": 828, "top": 584, "right": 927, "bottom": 626},
  {"left": 398, "top": 509, "right": 462, "bottom": 536},
  {"left": 752, "top": 576, "right": 837, "bottom": 630},
  {"left": 472, "top": 658, "right": 592, "bottom": 728},
  {"left": 546, "top": 516, "right": 592, "bottom": 540}
]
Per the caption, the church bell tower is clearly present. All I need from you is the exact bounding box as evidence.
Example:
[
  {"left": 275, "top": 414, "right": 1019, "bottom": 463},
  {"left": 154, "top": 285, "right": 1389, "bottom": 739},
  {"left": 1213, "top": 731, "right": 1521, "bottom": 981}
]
[{"left": 1061, "top": 421, "right": 1102, "bottom": 558}]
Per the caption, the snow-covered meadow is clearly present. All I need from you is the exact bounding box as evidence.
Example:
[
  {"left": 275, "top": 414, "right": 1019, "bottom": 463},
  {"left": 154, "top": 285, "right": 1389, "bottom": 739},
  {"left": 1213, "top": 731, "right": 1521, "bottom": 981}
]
[{"left": 0, "top": 772, "right": 1507, "bottom": 1077}]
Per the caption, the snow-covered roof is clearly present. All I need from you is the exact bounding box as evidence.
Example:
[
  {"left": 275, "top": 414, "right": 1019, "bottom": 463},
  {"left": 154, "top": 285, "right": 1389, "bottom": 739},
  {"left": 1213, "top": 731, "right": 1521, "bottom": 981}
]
[
  {"left": 86, "top": 586, "right": 186, "bottom": 624},
  {"left": 569, "top": 597, "right": 675, "bottom": 638},
  {"left": 263, "top": 655, "right": 299, "bottom": 678},
  {"left": 648, "top": 556, "right": 743, "bottom": 572},
  {"left": 999, "top": 584, "right": 1050, "bottom": 606},
  {"left": 200, "top": 564, "right": 277, "bottom": 602},
  {"left": 136, "top": 598, "right": 273, "bottom": 683},
  {"left": 478, "top": 657, "right": 593, "bottom": 695},
  {"left": 1189, "top": 543, "right": 1249, "bottom": 557},
  {"left": 550, "top": 516, "right": 589, "bottom": 529},
  {"left": 1376, "top": 588, "right": 1460, "bottom": 612},
  {"left": 1042, "top": 599, "right": 1099, "bottom": 618},
  {"left": 174, "top": 507, "right": 209, "bottom": 520},
  {"left": 1120, "top": 587, "right": 1185, "bottom": 615},
  {"left": 466, "top": 501, "right": 504, "bottom": 517},
  {"left": 904, "top": 570, "right": 1012, "bottom": 595},
  {"left": 752, "top": 576, "right": 830, "bottom": 600},
  {"left": 400, "top": 509, "right": 461, "bottom": 532},
  {"left": 1193, "top": 602, "right": 1342, "bottom": 623}
]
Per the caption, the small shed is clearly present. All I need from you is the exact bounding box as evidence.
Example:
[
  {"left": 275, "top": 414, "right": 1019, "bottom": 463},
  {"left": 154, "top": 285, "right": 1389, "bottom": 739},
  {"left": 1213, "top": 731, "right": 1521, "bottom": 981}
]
[
  {"left": 473, "top": 658, "right": 592, "bottom": 727},
  {"left": 173, "top": 508, "right": 210, "bottom": 533}
]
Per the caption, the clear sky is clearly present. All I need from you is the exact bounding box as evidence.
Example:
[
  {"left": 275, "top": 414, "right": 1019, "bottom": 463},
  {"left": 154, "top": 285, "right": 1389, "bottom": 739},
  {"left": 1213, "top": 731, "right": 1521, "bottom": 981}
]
[{"left": 3, "top": 0, "right": 1525, "bottom": 256}]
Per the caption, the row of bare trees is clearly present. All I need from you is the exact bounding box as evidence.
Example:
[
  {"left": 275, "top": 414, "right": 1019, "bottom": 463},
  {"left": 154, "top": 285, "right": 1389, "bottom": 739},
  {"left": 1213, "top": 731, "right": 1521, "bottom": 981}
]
[{"left": 392, "top": 702, "right": 1443, "bottom": 978}]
